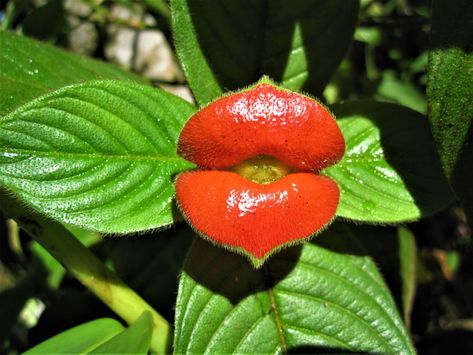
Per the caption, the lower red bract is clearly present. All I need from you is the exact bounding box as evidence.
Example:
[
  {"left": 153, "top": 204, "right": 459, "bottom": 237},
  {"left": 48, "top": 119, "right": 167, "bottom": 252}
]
[{"left": 175, "top": 171, "right": 340, "bottom": 263}]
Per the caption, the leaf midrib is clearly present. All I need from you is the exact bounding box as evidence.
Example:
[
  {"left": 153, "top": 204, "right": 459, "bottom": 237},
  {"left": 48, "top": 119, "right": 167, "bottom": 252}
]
[
  {"left": 0, "top": 147, "right": 189, "bottom": 164},
  {"left": 267, "top": 282, "right": 288, "bottom": 353}
]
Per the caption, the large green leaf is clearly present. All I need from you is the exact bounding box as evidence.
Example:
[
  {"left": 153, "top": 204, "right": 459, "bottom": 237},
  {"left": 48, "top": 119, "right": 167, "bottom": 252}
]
[
  {"left": 428, "top": 0, "right": 473, "bottom": 224},
  {"left": 24, "top": 318, "right": 125, "bottom": 354},
  {"left": 174, "top": 222, "right": 415, "bottom": 354},
  {"left": 0, "top": 31, "right": 146, "bottom": 116},
  {"left": 0, "top": 80, "right": 196, "bottom": 233},
  {"left": 323, "top": 101, "right": 453, "bottom": 222},
  {"left": 172, "top": 0, "right": 359, "bottom": 106}
]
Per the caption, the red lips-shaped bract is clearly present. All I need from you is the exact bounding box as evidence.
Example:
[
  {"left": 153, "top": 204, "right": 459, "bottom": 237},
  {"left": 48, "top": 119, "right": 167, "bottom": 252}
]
[{"left": 176, "top": 81, "right": 345, "bottom": 267}]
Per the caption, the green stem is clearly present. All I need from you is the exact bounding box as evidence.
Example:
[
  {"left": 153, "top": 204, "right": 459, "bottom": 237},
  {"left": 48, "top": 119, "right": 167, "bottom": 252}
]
[{"left": 0, "top": 191, "right": 171, "bottom": 354}]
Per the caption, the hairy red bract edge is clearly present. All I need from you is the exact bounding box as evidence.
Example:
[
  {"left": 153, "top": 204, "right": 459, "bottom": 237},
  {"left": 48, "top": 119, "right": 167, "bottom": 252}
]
[{"left": 175, "top": 81, "right": 345, "bottom": 267}]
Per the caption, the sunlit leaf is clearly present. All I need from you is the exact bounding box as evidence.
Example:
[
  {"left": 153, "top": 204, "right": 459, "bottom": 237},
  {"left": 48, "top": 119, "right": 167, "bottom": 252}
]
[
  {"left": 0, "top": 31, "right": 146, "bottom": 116},
  {"left": 0, "top": 80, "right": 195, "bottom": 233}
]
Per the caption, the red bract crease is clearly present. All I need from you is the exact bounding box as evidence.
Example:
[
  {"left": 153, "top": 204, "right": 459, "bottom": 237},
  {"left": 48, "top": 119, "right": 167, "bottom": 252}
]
[{"left": 175, "top": 81, "right": 345, "bottom": 267}]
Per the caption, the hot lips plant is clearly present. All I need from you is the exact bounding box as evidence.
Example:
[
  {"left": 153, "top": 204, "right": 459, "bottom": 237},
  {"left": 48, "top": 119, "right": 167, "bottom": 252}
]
[
  {"left": 0, "top": 0, "right": 467, "bottom": 353},
  {"left": 176, "top": 80, "right": 345, "bottom": 267}
]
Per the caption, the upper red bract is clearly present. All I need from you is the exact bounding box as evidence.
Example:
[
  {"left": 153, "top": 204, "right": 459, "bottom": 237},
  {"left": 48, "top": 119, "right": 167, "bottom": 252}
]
[{"left": 178, "top": 84, "right": 345, "bottom": 171}]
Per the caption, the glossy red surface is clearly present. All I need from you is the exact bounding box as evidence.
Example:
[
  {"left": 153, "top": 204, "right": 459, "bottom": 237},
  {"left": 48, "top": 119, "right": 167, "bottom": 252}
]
[
  {"left": 176, "top": 82, "right": 345, "bottom": 265},
  {"left": 178, "top": 83, "right": 345, "bottom": 171},
  {"left": 176, "top": 171, "right": 340, "bottom": 260}
]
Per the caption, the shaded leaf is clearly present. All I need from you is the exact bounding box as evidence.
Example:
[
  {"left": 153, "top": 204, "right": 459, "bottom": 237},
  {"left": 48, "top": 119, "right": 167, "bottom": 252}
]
[
  {"left": 0, "top": 80, "right": 196, "bottom": 233},
  {"left": 428, "top": 0, "right": 473, "bottom": 224},
  {"left": 21, "top": 0, "right": 65, "bottom": 40},
  {"left": 174, "top": 222, "right": 415, "bottom": 354},
  {"left": 172, "top": 0, "right": 359, "bottom": 105},
  {"left": 0, "top": 31, "right": 146, "bottom": 116},
  {"left": 323, "top": 101, "right": 453, "bottom": 222}
]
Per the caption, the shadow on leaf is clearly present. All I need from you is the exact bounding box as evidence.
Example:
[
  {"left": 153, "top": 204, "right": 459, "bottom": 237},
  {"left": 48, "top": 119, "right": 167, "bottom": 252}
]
[
  {"left": 187, "top": 0, "right": 358, "bottom": 96},
  {"left": 183, "top": 236, "right": 301, "bottom": 305}
]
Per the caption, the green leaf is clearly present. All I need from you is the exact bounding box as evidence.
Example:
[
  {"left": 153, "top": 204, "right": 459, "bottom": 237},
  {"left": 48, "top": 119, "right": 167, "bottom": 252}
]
[
  {"left": 0, "top": 80, "right": 196, "bottom": 233},
  {"left": 348, "top": 225, "right": 417, "bottom": 327},
  {"left": 90, "top": 311, "right": 153, "bottom": 354},
  {"left": 175, "top": 222, "right": 415, "bottom": 354},
  {"left": 0, "top": 31, "right": 146, "bottom": 117},
  {"left": 172, "top": 0, "right": 359, "bottom": 106},
  {"left": 428, "top": 0, "right": 473, "bottom": 224},
  {"left": 24, "top": 318, "right": 125, "bottom": 354},
  {"left": 323, "top": 101, "right": 453, "bottom": 222}
]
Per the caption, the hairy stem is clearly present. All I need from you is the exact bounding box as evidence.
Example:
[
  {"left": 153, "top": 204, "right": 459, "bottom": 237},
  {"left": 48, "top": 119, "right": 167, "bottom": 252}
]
[{"left": 0, "top": 191, "right": 171, "bottom": 354}]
